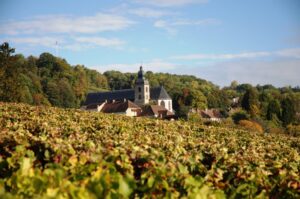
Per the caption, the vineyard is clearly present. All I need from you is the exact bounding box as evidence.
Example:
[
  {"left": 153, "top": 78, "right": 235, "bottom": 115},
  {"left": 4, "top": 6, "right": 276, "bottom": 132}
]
[{"left": 0, "top": 102, "right": 299, "bottom": 198}]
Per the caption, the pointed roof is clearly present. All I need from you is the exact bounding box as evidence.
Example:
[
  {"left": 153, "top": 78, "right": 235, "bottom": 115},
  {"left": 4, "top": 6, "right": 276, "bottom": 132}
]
[
  {"left": 150, "top": 86, "right": 171, "bottom": 100},
  {"left": 136, "top": 66, "right": 149, "bottom": 85}
]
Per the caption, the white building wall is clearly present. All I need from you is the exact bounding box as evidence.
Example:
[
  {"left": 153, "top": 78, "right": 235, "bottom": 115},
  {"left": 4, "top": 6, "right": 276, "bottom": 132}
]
[
  {"left": 158, "top": 99, "right": 173, "bottom": 112},
  {"left": 125, "top": 108, "right": 138, "bottom": 117}
]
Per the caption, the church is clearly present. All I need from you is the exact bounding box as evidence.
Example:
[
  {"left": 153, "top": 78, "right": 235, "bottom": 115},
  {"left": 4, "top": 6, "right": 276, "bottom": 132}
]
[{"left": 82, "top": 67, "right": 174, "bottom": 118}]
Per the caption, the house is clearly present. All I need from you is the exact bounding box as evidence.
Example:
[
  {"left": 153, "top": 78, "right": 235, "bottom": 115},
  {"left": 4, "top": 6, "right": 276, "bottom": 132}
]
[
  {"left": 142, "top": 105, "right": 175, "bottom": 119},
  {"left": 101, "top": 100, "right": 142, "bottom": 116},
  {"left": 200, "top": 109, "right": 224, "bottom": 122},
  {"left": 85, "top": 102, "right": 105, "bottom": 112},
  {"left": 82, "top": 66, "right": 174, "bottom": 118}
]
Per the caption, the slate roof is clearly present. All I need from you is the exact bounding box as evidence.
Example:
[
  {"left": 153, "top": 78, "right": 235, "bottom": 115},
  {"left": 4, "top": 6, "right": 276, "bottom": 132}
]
[
  {"left": 101, "top": 100, "right": 141, "bottom": 113},
  {"left": 86, "top": 102, "right": 105, "bottom": 110},
  {"left": 84, "top": 89, "right": 134, "bottom": 105},
  {"left": 150, "top": 86, "right": 171, "bottom": 100},
  {"left": 84, "top": 86, "right": 171, "bottom": 105}
]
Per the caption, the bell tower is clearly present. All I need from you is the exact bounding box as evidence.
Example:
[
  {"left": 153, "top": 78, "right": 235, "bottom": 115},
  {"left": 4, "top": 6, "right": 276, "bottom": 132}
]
[{"left": 135, "top": 66, "right": 150, "bottom": 106}]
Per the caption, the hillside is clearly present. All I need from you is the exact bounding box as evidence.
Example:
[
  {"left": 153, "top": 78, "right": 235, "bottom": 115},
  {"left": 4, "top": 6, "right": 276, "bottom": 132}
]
[{"left": 0, "top": 102, "right": 299, "bottom": 198}]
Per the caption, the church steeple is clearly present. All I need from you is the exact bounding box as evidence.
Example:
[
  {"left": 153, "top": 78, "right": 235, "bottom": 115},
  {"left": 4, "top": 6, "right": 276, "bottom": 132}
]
[
  {"left": 138, "top": 66, "right": 144, "bottom": 79},
  {"left": 134, "top": 66, "right": 150, "bottom": 105}
]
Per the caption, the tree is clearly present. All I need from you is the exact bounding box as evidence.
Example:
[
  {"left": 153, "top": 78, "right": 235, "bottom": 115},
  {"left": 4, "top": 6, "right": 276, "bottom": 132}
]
[
  {"left": 0, "top": 42, "right": 23, "bottom": 102},
  {"left": 241, "top": 87, "right": 260, "bottom": 117},
  {"left": 58, "top": 78, "right": 76, "bottom": 108},
  {"left": 232, "top": 111, "right": 250, "bottom": 124},
  {"left": 188, "top": 90, "right": 207, "bottom": 110},
  {"left": 230, "top": 80, "right": 238, "bottom": 89},
  {"left": 266, "top": 99, "right": 281, "bottom": 120},
  {"left": 281, "top": 97, "right": 296, "bottom": 126}
]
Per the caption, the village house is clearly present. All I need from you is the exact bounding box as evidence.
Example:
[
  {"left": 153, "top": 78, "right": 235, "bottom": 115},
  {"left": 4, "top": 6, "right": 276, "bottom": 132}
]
[
  {"left": 189, "top": 108, "right": 224, "bottom": 122},
  {"left": 142, "top": 105, "right": 175, "bottom": 119},
  {"left": 200, "top": 109, "right": 224, "bottom": 122},
  {"left": 82, "top": 66, "right": 174, "bottom": 118}
]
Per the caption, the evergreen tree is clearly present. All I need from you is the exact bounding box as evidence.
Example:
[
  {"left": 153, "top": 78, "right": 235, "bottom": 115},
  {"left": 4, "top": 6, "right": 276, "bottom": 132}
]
[
  {"left": 0, "top": 42, "right": 23, "bottom": 102},
  {"left": 281, "top": 97, "right": 296, "bottom": 126},
  {"left": 266, "top": 99, "right": 281, "bottom": 120},
  {"left": 241, "top": 87, "right": 260, "bottom": 117}
]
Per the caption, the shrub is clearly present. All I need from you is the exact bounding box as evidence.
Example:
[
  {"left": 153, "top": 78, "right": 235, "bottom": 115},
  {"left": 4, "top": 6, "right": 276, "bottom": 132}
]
[
  {"left": 287, "top": 125, "right": 300, "bottom": 136},
  {"left": 187, "top": 113, "right": 203, "bottom": 124},
  {"left": 231, "top": 111, "right": 249, "bottom": 124},
  {"left": 238, "top": 120, "right": 264, "bottom": 133},
  {"left": 267, "top": 127, "right": 285, "bottom": 135}
]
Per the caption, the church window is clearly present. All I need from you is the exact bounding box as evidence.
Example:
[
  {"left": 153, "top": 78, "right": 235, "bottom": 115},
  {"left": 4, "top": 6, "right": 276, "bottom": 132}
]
[
  {"left": 138, "top": 87, "right": 141, "bottom": 92},
  {"left": 160, "top": 101, "right": 165, "bottom": 107},
  {"left": 146, "top": 87, "right": 148, "bottom": 92},
  {"left": 139, "top": 95, "right": 141, "bottom": 99}
]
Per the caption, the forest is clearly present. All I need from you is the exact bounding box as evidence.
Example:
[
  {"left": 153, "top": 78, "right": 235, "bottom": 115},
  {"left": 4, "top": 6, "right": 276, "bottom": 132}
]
[{"left": 0, "top": 42, "right": 300, "bottom": 131}]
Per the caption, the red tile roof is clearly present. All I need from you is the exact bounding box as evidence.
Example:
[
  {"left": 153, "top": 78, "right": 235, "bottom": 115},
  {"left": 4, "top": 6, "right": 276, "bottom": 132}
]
[
  {"left": 200, "top": 109, "right": 223, "bottom": 119},
  {"left": 142, "top": 105, "right": 174, "bottom": 118}
]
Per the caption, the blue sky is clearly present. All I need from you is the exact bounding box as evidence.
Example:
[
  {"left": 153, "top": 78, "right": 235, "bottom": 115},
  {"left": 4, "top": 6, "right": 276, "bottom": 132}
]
[{"left": 0, "top": 0, "right": 300, "bottom": 87}]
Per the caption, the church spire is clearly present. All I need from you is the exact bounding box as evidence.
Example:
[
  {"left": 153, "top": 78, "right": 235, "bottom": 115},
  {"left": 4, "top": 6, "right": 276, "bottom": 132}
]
[
  {"left": 138, "top": 65, "right": 144, "bottom": 79},
  {"left": 135, "top": 66, "right": 149, "bottom": 105}
]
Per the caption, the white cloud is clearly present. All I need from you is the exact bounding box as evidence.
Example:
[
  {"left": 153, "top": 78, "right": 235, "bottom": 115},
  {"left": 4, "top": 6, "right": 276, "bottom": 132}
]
[
  {"left": 133, "top": 0, "right": 208, "bottom": 7},
  {"left": 73, "top": 37, "right": 125, "bottom": 47},
  {"left": 92, "top": 60, "right": 178, "bottom": 73},
  {"left": 154, "top": 20, "right": 177, "bottom": 34},
  {"left": 171, "top": 48, "right": 300, "bottom": 60},
  {"left": 6, "top": 37, "right": 64, "bottom": 48},
  {"left": 172, "top": 51, "right": 271, "bottom": 60},
  {"left": 275, "top": 48, "right": 300, "bottom": 59},
  {"left": 0, "top": 13, "right": 135, "bottom": 35},
  {"left": 172, "top": 18, "right": 220, "bottom": 26},
  {"left": 91, "top": 57, "right": 300, "bottom": 87},
  {"left": 4, "top": 36, "right": 126, "bottom": 51},
  {"left": 128, "top": 8, "right": 173, "bottom": 18},
  {"left": 183, "top": 59, "right": 300, "bottom": 87},
  {"left": 154, "top": 18, "right": 220, "bottom": 34}
]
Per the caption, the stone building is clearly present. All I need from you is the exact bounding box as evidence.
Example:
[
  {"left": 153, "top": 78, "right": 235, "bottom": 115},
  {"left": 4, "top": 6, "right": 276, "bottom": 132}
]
[{"left": 82, "top": 66, "right": 174, "bottom": 117}]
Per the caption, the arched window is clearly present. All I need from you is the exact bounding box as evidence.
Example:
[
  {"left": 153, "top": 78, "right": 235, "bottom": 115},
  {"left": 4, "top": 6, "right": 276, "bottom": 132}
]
[
  {"left": 160, "top": 100, "right": 165, "bottom": 107},
  {"left": 138, "top": 87, "right": 141, "bottom": 92}
]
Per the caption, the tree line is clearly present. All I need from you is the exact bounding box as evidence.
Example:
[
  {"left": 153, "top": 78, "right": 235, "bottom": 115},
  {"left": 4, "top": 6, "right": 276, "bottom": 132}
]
[{"left": 0, "top": 42, "right": 299, "bottom": 128}]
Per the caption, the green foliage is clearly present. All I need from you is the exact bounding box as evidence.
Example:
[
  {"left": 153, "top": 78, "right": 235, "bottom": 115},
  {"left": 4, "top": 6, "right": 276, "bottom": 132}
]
[
  {"left": 0, "top": 42, "right": 23, "bottom": 102},
  {"left": 1, "top": 42, "right": 299, "bottom": 124},
  {"left": 266, "top": 99, "right": 281, "bottom": 120},
  {"left": 188, "top": 112, "right": 203, "bottom": 123},
  {"left": 0, "top": 42, "right": 109, "bottom": 108},
  {"left": 189, "top": 90, "right": 207, "bottom": 110},
  {"left": 241, "top": 87, "right": 260, "bottom": 117},
  {"left": 232, "top": 110, "right": 250, "bottom": 124},
  {"left": 207, "top": 89, "right": 230, "bottom": 109},
  {"left": 0, "top": 102, "right": 299, "bottom": 198},
  {"left": 281, "top": 97, "right": 296, "bottom": 126}
]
